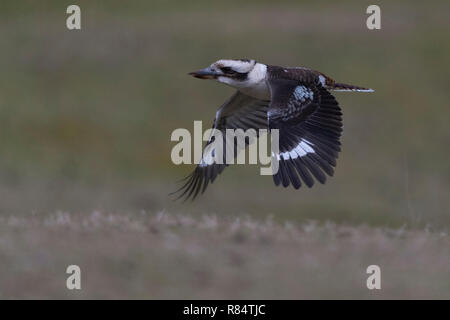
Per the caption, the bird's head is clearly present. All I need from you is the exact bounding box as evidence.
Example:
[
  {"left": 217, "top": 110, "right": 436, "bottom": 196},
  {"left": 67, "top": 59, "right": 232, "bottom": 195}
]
[{"left": 189, "top": 59, "right": 259, "bottom": 88}]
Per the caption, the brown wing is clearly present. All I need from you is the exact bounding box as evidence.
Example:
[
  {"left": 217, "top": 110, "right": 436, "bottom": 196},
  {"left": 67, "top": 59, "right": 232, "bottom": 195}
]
[
  {"left": 172, "top": 91, "right": 269, "bottom": 201},
  {"left": 267, "top": 68, "right": 343, "bottom": 189}
]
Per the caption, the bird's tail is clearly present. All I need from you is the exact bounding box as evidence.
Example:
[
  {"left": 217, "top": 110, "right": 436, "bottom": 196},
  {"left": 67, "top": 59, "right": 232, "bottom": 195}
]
[{"left": 331, "top": 82, "right": 374, "bottom": 93}]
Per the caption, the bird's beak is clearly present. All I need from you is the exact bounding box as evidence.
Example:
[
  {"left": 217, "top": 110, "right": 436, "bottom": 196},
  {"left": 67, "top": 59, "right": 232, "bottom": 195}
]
[{"left": 188, "top": 67, "right": 222, "bottom": 79}]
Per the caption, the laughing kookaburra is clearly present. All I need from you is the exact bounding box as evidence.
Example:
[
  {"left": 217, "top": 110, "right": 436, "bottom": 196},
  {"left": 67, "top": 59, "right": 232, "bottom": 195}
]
[{"left": 173, "top": 59, "right": 373, "bottom": 200}]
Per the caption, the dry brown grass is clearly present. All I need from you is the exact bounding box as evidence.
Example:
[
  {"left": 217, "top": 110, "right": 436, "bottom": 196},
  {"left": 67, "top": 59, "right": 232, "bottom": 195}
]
[{"left": 1, "top": 211, "right": 448, "bottom": 299}]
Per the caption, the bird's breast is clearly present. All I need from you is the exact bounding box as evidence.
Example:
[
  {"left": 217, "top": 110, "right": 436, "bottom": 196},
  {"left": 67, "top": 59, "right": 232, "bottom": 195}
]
[{"left": 239, "top": 80, "right": 271, "bottom": 101}]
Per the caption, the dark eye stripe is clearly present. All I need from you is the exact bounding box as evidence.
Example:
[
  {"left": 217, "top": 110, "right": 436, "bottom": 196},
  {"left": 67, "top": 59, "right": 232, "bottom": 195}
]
[
  {"left": 234, "top": 72, "right": 248, "bottom": 81},
  {"left": 219, "top": 66, "right": 248, "bottom": 81},
  {"left": 220, "top": 66, "right": 235, "bottom": 73}
]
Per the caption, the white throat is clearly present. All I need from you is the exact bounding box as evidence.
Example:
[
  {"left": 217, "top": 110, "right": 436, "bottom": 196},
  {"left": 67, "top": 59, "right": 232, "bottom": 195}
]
[{"left": 218, "top": 63, "right": 270, "bottom": 100}]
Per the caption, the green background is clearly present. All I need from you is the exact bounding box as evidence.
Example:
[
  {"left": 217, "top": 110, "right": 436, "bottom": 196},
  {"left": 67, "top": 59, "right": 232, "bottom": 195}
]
[
  {"left": 1, "top": 0, "right": 448, "bottom": 228},
  {"left": 0, "top": 0, "right": 449, "bottom": 299}
]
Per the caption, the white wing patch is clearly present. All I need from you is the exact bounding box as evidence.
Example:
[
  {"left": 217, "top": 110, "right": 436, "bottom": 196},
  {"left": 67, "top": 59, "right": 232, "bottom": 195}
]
[
  {"left": 275, "top": 139, "right": 315, "bottom": 160},
  {"left": 318, "top": 75, "right": 326, "bottom": 86},
  {"left": 199, "top": 144, "right": 215, "bottom": 167}
]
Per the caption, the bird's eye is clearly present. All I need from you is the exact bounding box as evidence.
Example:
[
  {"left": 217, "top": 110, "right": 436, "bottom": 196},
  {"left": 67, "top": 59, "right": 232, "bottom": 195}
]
[{"left": 220, "top": 67, "right": 236, "bottom": 74}]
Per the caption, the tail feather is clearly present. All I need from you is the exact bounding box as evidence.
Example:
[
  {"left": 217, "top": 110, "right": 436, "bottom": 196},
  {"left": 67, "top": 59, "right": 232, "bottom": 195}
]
[{"left": 331, "top": 82, "right": 374, "bottom": 92}]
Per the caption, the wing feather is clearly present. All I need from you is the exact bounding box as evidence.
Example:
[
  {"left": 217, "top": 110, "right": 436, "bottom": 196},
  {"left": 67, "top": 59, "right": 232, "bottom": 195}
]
[
  {"left": 267, "top": 67, "right": 343, "bottom": 189},
  {"left": 172, "top": 91, "right": 269, "bottom": 201}
]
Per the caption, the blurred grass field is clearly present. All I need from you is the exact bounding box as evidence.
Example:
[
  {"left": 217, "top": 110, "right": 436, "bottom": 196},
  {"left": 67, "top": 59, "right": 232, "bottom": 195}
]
[
  {"left": 0, "top": 0, "right": 449, "bottom": 299},
  {"left": 1, "top": 211, "right": 449, "bottom": 299}
]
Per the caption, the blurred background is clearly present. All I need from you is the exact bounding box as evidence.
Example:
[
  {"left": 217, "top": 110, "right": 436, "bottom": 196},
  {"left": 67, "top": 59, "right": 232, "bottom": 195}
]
[{"left": 0, "top": 0, "right": 449, "bottom": 299}]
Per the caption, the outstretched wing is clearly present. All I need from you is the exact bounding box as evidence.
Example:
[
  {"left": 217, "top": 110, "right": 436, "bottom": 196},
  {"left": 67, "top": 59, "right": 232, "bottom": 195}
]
[
  {"left": 267, "top": 70, "right": 343, "bottom": 189},
  {"left": 172, "top": 91, "right": 269, "bottom": 201}
]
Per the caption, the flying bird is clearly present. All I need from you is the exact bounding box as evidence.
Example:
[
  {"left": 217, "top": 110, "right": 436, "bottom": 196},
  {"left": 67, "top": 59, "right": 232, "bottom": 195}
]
[{"left": 173, "top": 59, "right": 373, "bottom": 200}]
